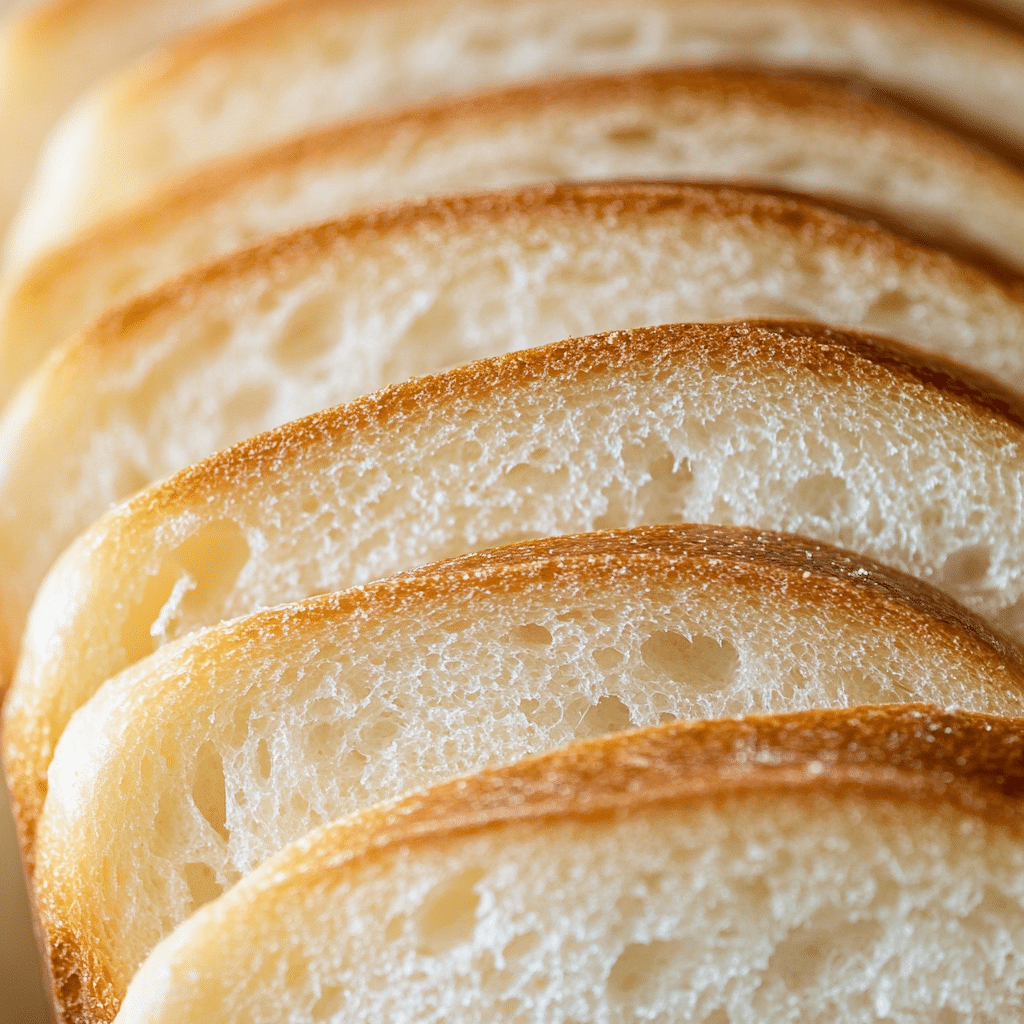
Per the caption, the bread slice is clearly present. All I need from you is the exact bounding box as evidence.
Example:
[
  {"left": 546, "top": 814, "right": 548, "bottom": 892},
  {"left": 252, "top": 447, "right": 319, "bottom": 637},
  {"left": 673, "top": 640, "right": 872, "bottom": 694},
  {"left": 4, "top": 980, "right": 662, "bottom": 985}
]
[
  {"left": 0, "top": 0, "right": 258, "bottom": 238},
  {"left": 6, "top": 183, "right": 1024, "bottom": 691},
  {"left": 7, "top": 318, "right": 1024, "bottom": 877},
  {"left": 32, "top": 525, "right": 1024, "bottom": 1023},
  {"left": 10, "top": 0, "right": 1024, "bottom": 269},
  {"left": 113, "top": 704, "right": 1024, "bottom": 1023},
  {"left": 7, "top": 68, "right": 1024, "bottom": 403}
]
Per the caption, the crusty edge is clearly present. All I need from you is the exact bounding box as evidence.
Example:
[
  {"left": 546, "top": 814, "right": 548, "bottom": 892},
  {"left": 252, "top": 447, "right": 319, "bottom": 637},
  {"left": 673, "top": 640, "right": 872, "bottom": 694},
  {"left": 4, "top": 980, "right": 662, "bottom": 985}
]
[
  {"left": 38, "top": 528, "right": 1024, "bottom": 1023},
  {"left": 57, "top": 179, "right": 1024, "bottom": 360},
  {"left": 252, "top": 705, "right": 1024, "bottom": 886},
  {"left": 115, "top": 318, "right": 1024, "bottom": 522},
  {"left": 113, "top": 706, "right": 1024, "bottom": 1021},
  {"left": 142, "top": 523, "right": 1024, "bottom": 692},
  {"left": 20, "top": 65, "right": 1024, "bottom": 291}
]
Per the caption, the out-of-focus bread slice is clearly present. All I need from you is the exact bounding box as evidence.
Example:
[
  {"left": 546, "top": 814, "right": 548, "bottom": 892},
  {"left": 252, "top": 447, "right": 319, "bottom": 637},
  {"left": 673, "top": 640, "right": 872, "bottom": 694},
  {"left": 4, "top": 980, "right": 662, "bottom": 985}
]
[
  {"left": 113, "top": 705, "right": 1024, "bottom": 1023},
  {"left": 7, "top": 319, "right": 1024, "bottom": 875},
  {"left": 0, "top": 0, "right": 258, "bottom": 238},
  {"left": 10, "top": 0, "right": 1024, "bottom": 268},
  {"left": 8, "top": 69, "right": 1024, "bottom": 400},
  {"left": 5, "top": 183, "right": 1024, "bottom": 698},
  {"left": 34, "top": 527, "right": 1024, "bottom": 1023}
]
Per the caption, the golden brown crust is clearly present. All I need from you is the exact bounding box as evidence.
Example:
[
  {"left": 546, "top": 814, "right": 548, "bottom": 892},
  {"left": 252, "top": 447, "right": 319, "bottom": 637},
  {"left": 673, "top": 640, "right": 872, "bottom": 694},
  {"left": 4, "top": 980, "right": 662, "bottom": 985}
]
[
  {"left": 254, "top": 705, "right": 1024, "bottom": 894},
  {"left": 26, "top": 64, "right": 1024, "bottom": 295},
  {"left": 66, "top": 178, "right": 1024, "bottom": 362},
  {"left": 117, "top": 318, "right": 1024, "bottom": 522},
  {"left": 35, "top": 526, "right": 1024, "bottom": 1024}
]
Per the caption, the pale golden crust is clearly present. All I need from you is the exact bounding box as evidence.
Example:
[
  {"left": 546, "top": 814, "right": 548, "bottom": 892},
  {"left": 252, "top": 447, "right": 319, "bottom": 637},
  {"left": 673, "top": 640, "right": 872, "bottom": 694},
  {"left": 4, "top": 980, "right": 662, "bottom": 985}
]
[
  {"left": 257, "top": 705, "right": 1024, "bottom": 888},
  {"left": 72, "top": 180, "right": 1024, "bottom": 354},
  {"left": 35, "top": 527, "right": 1024, "bottom": 1024},
  {"left": 8, "top": 316, "right": 1024, "bottom": 872},
  {"left": 172, "top": 704, "right": 1024, "bottom": 929},
  {"left": 116, "top": 318, "right": 1024, "bottom": 520},
  {"left": 22, "top": 65, "right": 1024, "bottom": 289}
]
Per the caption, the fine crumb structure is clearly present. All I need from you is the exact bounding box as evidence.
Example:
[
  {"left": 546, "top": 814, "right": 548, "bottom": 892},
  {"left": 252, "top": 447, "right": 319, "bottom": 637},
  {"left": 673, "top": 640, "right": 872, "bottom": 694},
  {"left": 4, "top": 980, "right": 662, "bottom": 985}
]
[
  {"left": 113, "top": 707, "right": 1024, "bottom": 1023},
  {"left": 5, "top": 181, "right": 1024, "bottom": 682},
  {"left": 7, "top": 319, "right": 1024, "bottom": 885},
  {"left": 33, "top": 525, "right": 1024, "bottom": 1019}
]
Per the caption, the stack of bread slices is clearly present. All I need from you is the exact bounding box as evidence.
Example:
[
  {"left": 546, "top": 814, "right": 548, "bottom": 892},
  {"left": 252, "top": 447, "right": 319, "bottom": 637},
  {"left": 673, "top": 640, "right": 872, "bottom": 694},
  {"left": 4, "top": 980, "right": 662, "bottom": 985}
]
[{"left": 4, "top": 0, "right": 1024, "bottom": 1021}]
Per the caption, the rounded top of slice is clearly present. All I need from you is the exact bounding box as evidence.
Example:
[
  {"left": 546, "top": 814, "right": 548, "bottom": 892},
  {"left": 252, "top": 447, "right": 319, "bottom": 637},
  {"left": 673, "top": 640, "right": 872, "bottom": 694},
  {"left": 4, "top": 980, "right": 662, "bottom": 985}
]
[
  {"left": 11, "top": 0, "right": 1024, "bottom": 265},
  {"left": 8, "top": 318, "right": 1024, "bottom": 878},
  {"left": 114, "top": 705, "right": 1024, "bottom": 1023},
  {"left": 34, "top": 525, "right": 1024, "bottom": 1022}
]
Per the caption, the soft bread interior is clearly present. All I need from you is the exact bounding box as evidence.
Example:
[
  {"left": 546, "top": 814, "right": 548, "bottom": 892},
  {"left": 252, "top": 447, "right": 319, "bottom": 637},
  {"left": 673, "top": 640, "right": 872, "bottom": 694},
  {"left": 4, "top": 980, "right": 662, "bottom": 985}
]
[
  {"left": 113, "top": 711, "right": 1024, "bottom": 1023},
  {"left": 10, "top": 0, "right": 1024, "bottom": 266},
  {"left": 3, "top": 183, "right": 1024, "bottom": 680},
  {"left": 34, "top": 527, "right": 1024, "bottom": 1015},
  {"left": 7, "top": 320, "right": 1024, "bottom": 879},
  {"left": 7, "top": 68, "right": 1024, "bottom": 403}
]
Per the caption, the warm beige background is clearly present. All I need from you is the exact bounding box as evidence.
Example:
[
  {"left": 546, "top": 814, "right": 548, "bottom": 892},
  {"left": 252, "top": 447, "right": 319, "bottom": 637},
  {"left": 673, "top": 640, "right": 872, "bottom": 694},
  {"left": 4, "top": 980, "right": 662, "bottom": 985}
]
[{"left": 2, "top": 790, "right": 50, "bottom": 1024}]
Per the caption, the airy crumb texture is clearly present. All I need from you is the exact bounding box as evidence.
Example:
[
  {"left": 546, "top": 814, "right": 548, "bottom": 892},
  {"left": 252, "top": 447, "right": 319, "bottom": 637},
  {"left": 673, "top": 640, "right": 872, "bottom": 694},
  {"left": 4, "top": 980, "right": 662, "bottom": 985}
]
[
  {"left": 6, "top": 66, "right": 1024, "bottom": 404},
  {"left": 5, "top": 183, "right": 1024, "bottom": 688},
  {"left": 9, "top": 0, "right": 1024, "bottom": 265},
  {"left": 114, "top": 707, "right": 1024, "bottom": 1024},
  {"left": 34, "top": 526, "right": 1024, "bottom": 1021},
  {"left": 7, "top": 320, "right": 1024, "bottom": 879}
]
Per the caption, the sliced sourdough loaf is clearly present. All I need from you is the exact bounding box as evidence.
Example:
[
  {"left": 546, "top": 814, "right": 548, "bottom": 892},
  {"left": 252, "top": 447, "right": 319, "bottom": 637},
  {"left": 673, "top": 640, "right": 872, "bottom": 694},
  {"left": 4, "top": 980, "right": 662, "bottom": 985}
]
[
  {"left": 6, "top": 319, "right": 1024, "bottom": 877},
  {"left": 5, "top": 184, "right": 1024, "bottom": 682},
  {"left": 34, "top": 526, "right": 1024, "bottom": 1023},
  {"left": 10, "top": 0, "right": 1024, "bottom": 267},
  {"left": 0, "top": 0, "right": 258, "bottom": 237},
  {"left": 113, "top": 705, "right": 1024, "bottom": 1023},
  {"left": 8, "top": 68, "right": 1024, "bottom": 400}
]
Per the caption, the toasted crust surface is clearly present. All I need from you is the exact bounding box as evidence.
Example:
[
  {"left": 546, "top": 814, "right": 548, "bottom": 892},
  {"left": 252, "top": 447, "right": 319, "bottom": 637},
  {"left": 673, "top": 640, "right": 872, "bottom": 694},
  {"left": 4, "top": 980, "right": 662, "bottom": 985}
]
[
  {"left": 33, "top": 525, "right": 1024, "bottom": 1021},
  {"left": 6, "top": 318, "right": 1024, "bottom": 893},
  {"left": 5, "top": 182, "right": 1024, "bottom": 694},
  {"left": 11, "top": 0, "right": 1024, "bottom": 267},
  {"left": 8, "top": 67, "right": 1024, "bottom": 403},
  {"left": 114, "top": 705, "right": 1024, "bottom": 1022}
]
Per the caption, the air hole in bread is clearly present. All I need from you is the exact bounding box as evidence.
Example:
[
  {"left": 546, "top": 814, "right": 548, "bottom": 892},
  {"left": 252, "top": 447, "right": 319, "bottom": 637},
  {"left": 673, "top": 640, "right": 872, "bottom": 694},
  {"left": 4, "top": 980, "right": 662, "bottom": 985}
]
[
  {"left": 380, "top": 297, "right": 475, "bottom": 381},
  {"left": 641, "top": 632, "right": 739, "bottom": 693},
  {"left": 940, "top": 544, "right": 992, "bottom": 590},
  {"left": 502, "top": 930, "right": 540, "bottom": 962},
  {"left": 768, "top": 912, "right": 884, "bottom": 993},
  {"left": 255, "top": 738, "right": 271, "bottom": 781},
  {"left": 605, "top": 124, "right": 657, "bottom": 146},
  {"left": 789, "top": 472, "right": 852, "bottom": 522},
  {"left": 415, "top": 866, "right": 486, "bottom": 956},
  {"left": 504, "top": 461, "right": 570, "bottom": 492},
  {"left": 640, "top": 451, "right": 693, "bottom": 523},
  {"left": 577, "top": 694, "right": 636, "bottom": 739},
  {"left": 272, "top": 291, "right": 341, "bottom": 368},
  {"left": 192, "top": 741, "right": 229, "bottom": 844},
  {"left": 607, "top": 938, "right": 695, "bottom": 1004},
  {"left": 183, "top": 861, "right": 223, "bottom": 914},
  {"left": 841, "top": 666, "right": 911, "bottom": 704},
  {"left": 121, "top": 519, "right": 250, "bottom": 659},
  {"left": 593, "top": 646, "right": 624, "bottom": 670},
  {"left": 511, "top": 623, "right": 552, "bottom": 648},
  {"left": 518, "top": 697, "right": 542, "bottom": 723},
  {"left": 310, "top": 985, "right": 344, "bottom": 1021},
  {"left": 463, "top": 24, "right": 506, "bottom": 54}
]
